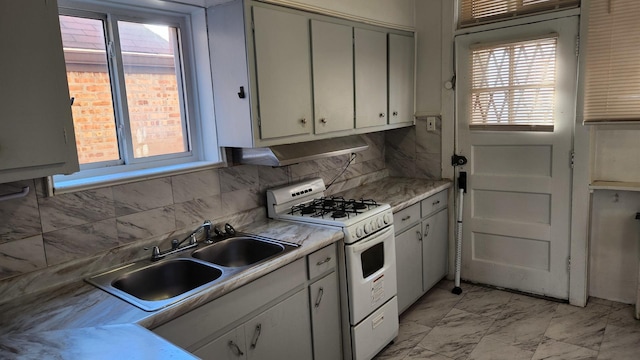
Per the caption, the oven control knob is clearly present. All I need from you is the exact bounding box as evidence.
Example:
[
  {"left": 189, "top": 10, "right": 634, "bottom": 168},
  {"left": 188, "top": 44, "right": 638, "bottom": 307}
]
[
  {"left": 364, "top": 223, "right": 372, "bottom": 234},
  {"left": 383, "top": 214, "right": 391, "bottom": 224},
  {"left": 377, "top": 218, "right": 384, "bottom": 227},
  {"left": 356, "top": 227, "right": 364, "bottom": 238}
]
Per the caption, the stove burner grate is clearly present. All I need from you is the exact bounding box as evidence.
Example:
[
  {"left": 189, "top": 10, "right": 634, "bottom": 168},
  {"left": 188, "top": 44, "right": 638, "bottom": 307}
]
[{"left": 288, "top": 196, "right": 379, "bottom": 219}]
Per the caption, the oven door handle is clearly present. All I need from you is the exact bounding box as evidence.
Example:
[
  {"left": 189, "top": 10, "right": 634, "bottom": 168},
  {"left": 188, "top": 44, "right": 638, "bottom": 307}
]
[{"left": 349, "top": 226, "right": 394, "bottom": 254}]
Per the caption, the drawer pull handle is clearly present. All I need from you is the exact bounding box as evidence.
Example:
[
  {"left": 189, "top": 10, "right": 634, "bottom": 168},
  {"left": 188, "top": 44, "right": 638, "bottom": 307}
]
[
  {"left": 228, "top": 341, "right": 244, "bottom": 356},
  {"left": 314, "top": 287, "right": 324, "bottom": 308},
  {"left": 401, "top": 215, "right": 411, "bottom": 221},
  {"left": 316, "top": 257, "right": 332, "bottom": 266},
  {"left": 250, "top": 324, "right": 261, "bottom": 349},
  {"left": 433, "top": 200, "right": 440, "bottom": 206}
]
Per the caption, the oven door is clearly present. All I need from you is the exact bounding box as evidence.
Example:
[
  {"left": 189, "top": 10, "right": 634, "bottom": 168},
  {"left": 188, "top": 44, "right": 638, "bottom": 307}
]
[{"left": 345, "top": 225, "right": 397, "bottom": 325}]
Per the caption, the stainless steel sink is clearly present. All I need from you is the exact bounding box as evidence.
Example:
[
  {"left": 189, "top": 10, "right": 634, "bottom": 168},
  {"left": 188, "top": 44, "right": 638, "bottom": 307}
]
[
  {"left": 86, "top": 233, "right": 298, "bottom": 312},
  {"left": 112, "top": 259, "right": 223, "bottom": 301},
  {"left": 192, "top": 236, "right": 296, "bottom": 267},
  {"left": 87, "top": 258, "right": 224, "bottom": 311}
]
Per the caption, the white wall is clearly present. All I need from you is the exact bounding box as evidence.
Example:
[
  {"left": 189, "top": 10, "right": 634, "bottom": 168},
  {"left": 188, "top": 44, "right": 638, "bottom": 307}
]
[
  {"left": 592, "top": 128, "right": 640, "bottom": 182},
  {"left": 589, "top": 190, "right": 640, "bottom": 304},
  {"left": 414, "top": 0, "right": 443, "bottom": 116},
  {"left": 258, "top": 0, "right": 416, "bottom": 29}
]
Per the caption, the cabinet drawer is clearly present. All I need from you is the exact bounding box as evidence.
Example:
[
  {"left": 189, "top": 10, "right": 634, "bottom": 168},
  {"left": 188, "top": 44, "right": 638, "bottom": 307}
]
[
  {"left": 393, "top": 203, "right": 420, "bottom": 234},
  {"left": 308, "top": 243, "right": 336, "bottom": 280},
  {"left": 421, "top": 190, "right": 448, "bottom": 217}
]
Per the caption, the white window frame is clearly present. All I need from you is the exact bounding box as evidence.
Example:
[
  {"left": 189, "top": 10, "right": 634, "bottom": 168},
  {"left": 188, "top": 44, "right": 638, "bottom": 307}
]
[{"left": 52, "top": 0, "right": 222, "bottom": 194}]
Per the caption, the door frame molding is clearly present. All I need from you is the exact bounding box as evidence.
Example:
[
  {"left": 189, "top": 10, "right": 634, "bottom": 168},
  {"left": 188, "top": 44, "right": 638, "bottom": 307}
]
[{"left": 440, "top": 4, "right": 589, "bottom": 306}]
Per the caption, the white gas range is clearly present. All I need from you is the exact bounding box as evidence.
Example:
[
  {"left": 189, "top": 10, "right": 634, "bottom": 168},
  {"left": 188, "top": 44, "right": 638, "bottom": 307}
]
[{"left": 266, "top": 178, "right": 399, "bottom": 360}]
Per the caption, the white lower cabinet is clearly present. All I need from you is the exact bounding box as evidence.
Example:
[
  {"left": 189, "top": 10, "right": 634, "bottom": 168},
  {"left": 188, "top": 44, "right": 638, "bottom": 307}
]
[
  {"left": 395, "top": 223, "right": 423, "bottom": 312},
  {"left": 194, "top": 290, "right": 311, "bottom": 360},
  {"left": 309, "top": 271, "right": 341, "bottom": 360},
  {"left": 155, "top": 244, "right": 343, "bottom": 360},
  {"left": 394, "top": 190, "right": 449, "bottom": 314},
  {"left": 422, "top": 209, "right": 448, "bottom": 292}
]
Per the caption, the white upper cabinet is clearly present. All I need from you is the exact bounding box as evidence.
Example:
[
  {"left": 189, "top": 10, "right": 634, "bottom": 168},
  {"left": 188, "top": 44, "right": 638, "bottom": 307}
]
[
  {"left": 311, "top": 20, "right": 354, "bottom": 134},
  {"left": 389, "top": 33, "right": 415, "bottom": 125},
  {"left": 208, "top": 0, "right": 414, "bottom": 148},
  {"left": 354, "top": 28, "right": 388, "bottom": 129},
  {"left": 253, "top": 6, "right": 313, "bottom": 140},
  {"left": 0, "top": 0, "right": 79, "bottom": 183}
]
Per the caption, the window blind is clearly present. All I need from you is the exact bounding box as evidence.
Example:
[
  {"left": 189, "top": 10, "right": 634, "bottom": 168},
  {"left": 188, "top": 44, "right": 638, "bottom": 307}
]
[
  {"left": 459, "top": 0, "right": 580, "bottom": 28},
  {"left": 583, "top": 0, "right": 640, "bottom": 123},
  {"left": 470, "top": 35, "right": 558, "bottom": 129}
]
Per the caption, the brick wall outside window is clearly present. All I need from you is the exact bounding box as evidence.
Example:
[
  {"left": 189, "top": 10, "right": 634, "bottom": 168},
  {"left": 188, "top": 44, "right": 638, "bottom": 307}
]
[{"left": 67, "top": 70, "right": 185, "bottom": 164}]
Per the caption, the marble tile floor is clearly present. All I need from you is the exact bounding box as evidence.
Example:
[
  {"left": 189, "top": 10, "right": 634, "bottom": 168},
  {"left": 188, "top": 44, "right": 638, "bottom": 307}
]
[{"left": 375, "top": 280, "right": 640, "bottom": 360}]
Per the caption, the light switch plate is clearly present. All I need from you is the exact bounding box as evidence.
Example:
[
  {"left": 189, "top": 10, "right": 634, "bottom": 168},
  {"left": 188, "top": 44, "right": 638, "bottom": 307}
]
[{"left": 427, "top": 117, "right": 437, "bottom": 132}]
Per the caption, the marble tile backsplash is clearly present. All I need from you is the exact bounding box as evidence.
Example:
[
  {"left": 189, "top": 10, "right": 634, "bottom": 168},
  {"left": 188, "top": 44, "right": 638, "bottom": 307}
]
[
  {"left": 386, "top": 116, "right": 442, "bottom": 180},
  {"left": 0, "top": 132, "right": 399, "bottom": 300}
]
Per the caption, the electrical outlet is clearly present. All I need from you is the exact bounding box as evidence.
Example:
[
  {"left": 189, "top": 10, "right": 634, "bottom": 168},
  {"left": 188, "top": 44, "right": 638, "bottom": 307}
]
[{"left": 427, "top": 117, "right": 437, "bottom": 132}]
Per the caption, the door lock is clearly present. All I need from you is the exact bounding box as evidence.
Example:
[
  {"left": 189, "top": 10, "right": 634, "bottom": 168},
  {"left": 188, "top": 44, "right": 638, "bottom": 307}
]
[{"left": 451, "top": 154, "right": 468, "bottom": 166}]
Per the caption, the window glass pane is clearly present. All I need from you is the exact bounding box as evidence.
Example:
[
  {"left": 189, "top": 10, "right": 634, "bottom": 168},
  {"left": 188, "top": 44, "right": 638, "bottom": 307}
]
[
  {"left": 470, "top": 36, "right": 557, "bottom": 126},
  {"left": 118, "top": 21, "right": 188, "bottom": 159},
  {"left": 59, "top": 15, "right": 120, "bottom": 165}
]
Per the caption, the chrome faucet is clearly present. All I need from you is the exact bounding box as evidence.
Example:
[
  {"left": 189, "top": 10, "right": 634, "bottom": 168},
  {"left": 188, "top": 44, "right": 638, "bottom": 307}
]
[{"left": 151, "top": 220, "right": 213, "bottom": 261}]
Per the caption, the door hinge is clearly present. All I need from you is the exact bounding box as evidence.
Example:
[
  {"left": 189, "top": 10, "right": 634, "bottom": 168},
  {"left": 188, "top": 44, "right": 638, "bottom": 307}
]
[
  {"left": 575, "top": 35, "right": 580, "bottom": 57},
  {"left": 567, "top": 256, "right": 571, "bottom": 272},
  {"left": 570, "top": 151, "right": 575, "bottom": 169},
  {"left": 257, "top": 117, "right": 261, "bottom": 128}
]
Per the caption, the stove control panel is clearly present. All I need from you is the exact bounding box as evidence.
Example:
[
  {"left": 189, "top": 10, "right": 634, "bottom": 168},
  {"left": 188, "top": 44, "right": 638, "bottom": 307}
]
[{"left": 345, "top": 209, "right": 394, "bottom": 243}]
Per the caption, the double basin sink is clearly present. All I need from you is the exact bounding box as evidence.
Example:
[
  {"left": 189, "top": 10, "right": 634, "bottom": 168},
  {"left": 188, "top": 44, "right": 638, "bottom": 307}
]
[{"left": 87, "top": 234, "right": 298, "bottom": 311}]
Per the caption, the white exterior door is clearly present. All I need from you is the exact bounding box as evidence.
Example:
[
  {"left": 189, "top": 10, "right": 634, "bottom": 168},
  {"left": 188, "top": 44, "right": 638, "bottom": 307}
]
[{"left": 455, "top": 17, "right": 578, "bottom": 299}]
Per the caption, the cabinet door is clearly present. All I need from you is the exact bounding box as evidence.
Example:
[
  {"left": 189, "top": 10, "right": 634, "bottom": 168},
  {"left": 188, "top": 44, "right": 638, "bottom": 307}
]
[
  {"left": 253, "top": 6, "right": 313, "bottom": 140},
  {"left": 245, "top": 289, "right": 312, "bottom": 360},
  {"left": 423, "top": 208, "right": 449, "bottom": 291},
  {"left": 388, "top": 33, "right": 415, "bottom": 125},
  {"left": 0, "top": 0, "right": 78, "bottom": 181},
  {"left": 309, "top": 271, "right": 342, "bottom": 360},
  {"left": 311, "top": 20, "right": 354, "bottom": 134},
  {"left": 395, "top": 223, "right": 423, "bottom": 313},
  {"left": 354, "top": 28, "right": 387, "bottom": 129},
  {"left": 194, "top": 326, "right": 247, "bottom": 360}
]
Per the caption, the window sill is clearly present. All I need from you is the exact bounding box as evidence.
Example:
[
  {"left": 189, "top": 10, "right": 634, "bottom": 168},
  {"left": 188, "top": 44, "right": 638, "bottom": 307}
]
[
  {"left": 51, "top": 160, "right": 226, "bottom": 195},
  {"left": 589, "top": 181, "right": 640, "bottom": 193},
  {"left": 469, "top": 124, "right": 554, "bottom": 132}
]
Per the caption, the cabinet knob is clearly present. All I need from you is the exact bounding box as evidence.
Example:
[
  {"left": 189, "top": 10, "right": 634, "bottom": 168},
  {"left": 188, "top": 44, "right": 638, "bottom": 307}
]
[
  {"left": 393, "top": 111, "right": 398, "bottom": 116},
  {"left": 320, "top": 118, "right": 327, "bottom": 124},
  {"left": 300, "top": 118, "right": 307, "bottom": 124},
  {"left": 379, "top": 113, "right": 386, "bottom": 118}
]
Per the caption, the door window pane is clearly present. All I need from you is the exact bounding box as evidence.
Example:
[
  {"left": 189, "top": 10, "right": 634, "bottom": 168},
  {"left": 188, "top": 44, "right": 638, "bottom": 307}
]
[
  {"left": 59, "top": 15, "right": 120, "bottom": 165},
  {"left": 470, "top": 36, "right": 557, "bottom": 128},
  {"left": 118, "top": 21, "right": 188, "bottom": 159}
]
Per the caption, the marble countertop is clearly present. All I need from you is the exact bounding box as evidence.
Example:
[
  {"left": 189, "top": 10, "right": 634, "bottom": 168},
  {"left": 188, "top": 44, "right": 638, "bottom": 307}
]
[
  {"left": 334, "top": 177, "right": 451, "bottom": 212},
  {"left": 0, "top": 220, "right": 343, "bottom": 358},
  {"left": 0, "top": 177, "right": 449, "bottom": 358}
]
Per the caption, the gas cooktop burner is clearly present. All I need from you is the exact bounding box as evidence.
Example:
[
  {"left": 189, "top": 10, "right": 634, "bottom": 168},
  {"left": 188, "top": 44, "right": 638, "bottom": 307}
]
[
  {"left": 332, "top": 211, "right": 347, "bottom": 219},
  {"left": 288, "top": 196, "right": 379, "bottom": 219},
  {"left": 301, "top": 206, "right": 315, "bottom": 215}
]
